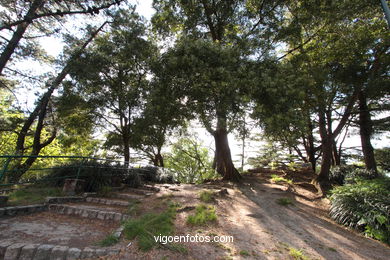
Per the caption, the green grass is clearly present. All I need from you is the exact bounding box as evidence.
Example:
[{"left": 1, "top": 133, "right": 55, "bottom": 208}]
[
  {"left": 127, "top": 199, "right": 142, "bottom": 216},
  {"left": 239, "top": 250, "right": 250, "bottom": 256},
  {"left": 199, "top": 190, "right": 214, "bottom": 203},
  {"left": 97, "top": 234, "right": 119, "bottom": 247},
  {"left": 8, "top": 186, "right": 63, "bottom": 206},
  {"left": 186, "top": 204, "right": 217, "bottom": 226},
  {"left": 270, "top": 174, "right": 293, "bottom": 184},
  {"left": 276, "top": 197, "right": 294, "bottom": 206},
  {"left": 288, "top": 247, "right": 310, "bottom": 260},
  {"left": 123, "top": 203, "right": 178, "bottom": 251}
]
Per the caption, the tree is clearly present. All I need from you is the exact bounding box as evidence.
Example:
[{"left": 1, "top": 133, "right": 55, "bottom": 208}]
[
  {"left": 131, "top": 77, "right": 189, "bottom": 167},
  {"left": 152, "top": 0, "right": 285, "bottom": 181},
  {"left": 0, "top": 0, "right": 124, "bottom": 75},
  {"left": 5, "top": 22, "right": 107, "bottom": 183},
  {"left": 165, "top": 136, "right": 216, "bottom": 184},
  {"left": 70, "top": 11, "right": 156, "bottom": 164},
  {"left": 256, "top": 0, "right": 389, "bottom": 194}
]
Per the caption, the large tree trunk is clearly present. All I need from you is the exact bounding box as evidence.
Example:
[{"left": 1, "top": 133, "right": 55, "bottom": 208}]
[
  {"left": 0, "top": 0, "right": 44, "bottom": 75},
  {"left": 314, "top": 109, "right": 333, "bottom": 195},
  {"left": 358, "top": 90, "right": 377, "bottom": 173},
  {"left": 213, "top": 128, "right": 241, "bottom": 182}
]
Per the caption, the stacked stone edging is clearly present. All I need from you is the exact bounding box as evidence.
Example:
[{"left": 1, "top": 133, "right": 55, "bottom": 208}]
[
  {"left": 0, "top": 205, "right": 47, "bottom": 218},
  {"left": 85, "top": 197, "right": 129, "bottom": 206},
  {"left": 48, "top": 204, "right": 130, "bottom": 222},
  {"left": 0, "top": 240, "right": 121, "bottom": 260},
  {"left": 45, "top": 197, "right": 85, "bottom": 204}
]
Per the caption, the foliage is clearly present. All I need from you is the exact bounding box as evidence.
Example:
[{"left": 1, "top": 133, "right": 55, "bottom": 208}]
[
  {"left": 276, "top": 198, "right": 294, "bottom": 206},
  {"left": 8, "top": 185, "right": 62, "bottom": 206},
  {"left": 165, "top": 137, "right": 217, "bottom": 184},
  {"left": 186, "top": 204, "right": 217, "bottom": 226},
  {"left": 69, "top": 10, "right": 157, "bottom": 162},
  {"left": 329, "top": 165, "right": 380, "bottom": 185},
  {"left": 123, "top": 203, "right": 177, "bottom": 251},
  {"left": 43, "top": 161, "right": 140, "bottom": 192},
  {"left": 130, "top": 166, "right": 175, "bottom": 184},
  {"left": 329, "top": 178, "right": 390, "bottom": 244},
  {"left": 288, "top": 247, "right": 310, "bottom": 260},
  {"left": 199, "top": 190, "right": 214, "bottom": 203},
  {"left": 239, "top": 250, "right": 250, "bottom": 256},
  {"left": 375, "top": 148, "right": 390, "bottom": 173},
  {"left": 270, "top": 175, "right": 293, "bottom": 185},
  {"left": 97, "top": 234, "right": 119, "bottom": 247}
]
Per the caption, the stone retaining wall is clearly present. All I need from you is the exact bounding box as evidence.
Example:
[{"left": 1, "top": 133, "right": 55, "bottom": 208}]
[
  {"left": 85, "top": 197, "right": 129, "bottom": 206},
  {"left": 0, "top": 240, "right": 120, "bottom": 260},
  {"left": 0, "top": 205, "right": 47, "bottom": 218},
  {"left": 48, "top": 204, "right": 130, "bottom": 222}
]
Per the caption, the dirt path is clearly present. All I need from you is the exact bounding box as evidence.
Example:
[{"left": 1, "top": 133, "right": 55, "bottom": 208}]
[
  {"left": 226, "top": 177, "right": 390, "bottom": 259},
  {"left": 111, "top": 176, "right": 390, "bottom": 260}
]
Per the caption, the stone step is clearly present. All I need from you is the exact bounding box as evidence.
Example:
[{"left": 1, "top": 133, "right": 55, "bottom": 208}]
[
  {"left": 48, "top": 204, "right": 130, "bottom": 222},
  {"left": 112, "top": 193, "right": 144, "bottom": 200},
  {"left": 122, "top": 188, "right": 155, "bottom": 196},
  {"left": 85, "top": 197, "right": 130, "bottom": 206},
  {"left": 0, "top": 240, "right": 120, "bottom": 260}
]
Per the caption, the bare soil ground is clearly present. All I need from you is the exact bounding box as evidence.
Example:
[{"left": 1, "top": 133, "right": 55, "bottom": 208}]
[
  {"left": 111, "top": 170, "right": 390, "bottom": 260},
  {"left": 0, "top": 212, "right": 119, "bottom": 248}
]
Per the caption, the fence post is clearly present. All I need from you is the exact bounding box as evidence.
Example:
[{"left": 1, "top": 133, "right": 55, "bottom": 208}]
[{"left": 0, "top": 156, "right": 12, "bottom": 183}]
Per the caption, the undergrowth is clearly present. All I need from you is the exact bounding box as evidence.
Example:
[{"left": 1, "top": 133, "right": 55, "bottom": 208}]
[
  {"left": 187, "top": 204, "right": 217, "bottom": 226},
  {"left": 329, "top": 177, "right": 390, "bottom": 244},
  {"left": 199, "top": 190, "right": 214, "bottom": 203},
  {"left": 8, "top": 185, "right": 62, "bottom": 206},
  {"left": 270, "top": 174, "right": 293, "bottom": 184},
  {"left": 123, "top": 203, "right": 178, "bottom": 251}
]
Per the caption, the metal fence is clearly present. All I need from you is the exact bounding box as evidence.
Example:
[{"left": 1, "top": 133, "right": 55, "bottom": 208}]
[{"left": 0, "top": 155, "right": 143, "bottom": 190}]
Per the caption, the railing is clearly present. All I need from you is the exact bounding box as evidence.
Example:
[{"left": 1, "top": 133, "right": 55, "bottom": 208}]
[{"left": 0, "top": 155, "right": 145, "bottom": 189}]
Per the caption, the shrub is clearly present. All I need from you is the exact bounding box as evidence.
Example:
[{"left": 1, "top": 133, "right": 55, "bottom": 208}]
[
  {"left": 329, "top": 165, "right": 379, "bottom": 185},
  {"left": 43, "top": 161, "right": 140, "bottom": 192},
  {"left": 130, "top": 166, "right": 175, "bottom": 183},
  {"left": 329, "top": 165, "right": 359, "bottom": 185},
  {"left": 270, "top": 174, "right": 292, "bottom": 184},
  {"left": 329, "top": 178, "right": 390, "bottom": 244}
]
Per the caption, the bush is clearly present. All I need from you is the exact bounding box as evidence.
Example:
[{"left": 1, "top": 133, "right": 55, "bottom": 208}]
[
  {"left": 329, "top": 165, "right": 379, "bottom": 185},
  {"left": 130, "top": 166, "right": 176, "bottom": 183},
  {"left": 329, "top": 178, "right": 390, "bottom": 244},
  {"left": 43, "top": 161, "right": 141, "bottom": 192}
]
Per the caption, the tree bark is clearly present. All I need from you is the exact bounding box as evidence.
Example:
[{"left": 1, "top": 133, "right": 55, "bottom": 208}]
[
  {"left": 314, "top": 109, "right": 333, "bottom": 195},
  {"left": 212, "top": 128, "right": 241, "bottom": 181},
  {"left": 358, "top": 90, "right": 377, "bottom": 173}
]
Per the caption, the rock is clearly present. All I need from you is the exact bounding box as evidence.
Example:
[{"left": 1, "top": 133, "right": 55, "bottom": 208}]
[
  {"left": 114, "top": 213, "right": 122, "bottom": 222},
  {"left": 4, "top": 243, "right": 25, "bottom": 260},
  {"left": 95, "top": 249, "right": 107, "bottom": 256},
  {"left": 0, "top": 240, "right": 13, "bottom": 259},
  {"left": 33, "top": 244, "right": 54, "bottom": 260},
  {"left": 66, "top": 248, "right": 81, "bottom": 260},
  {"left": 62, "top": 179, "right": 85, "bottom": 195},
  {"left": 97, "top": 211, "right": 106, "bottom": 220},
  {"left": 50, "top": 245, "right": 69, "bottom": 260},
  {"left": 19, "top": 244, "right": 39, "bottom": 260},
  {"left": 80, "top": 247, "right": 95, "bottom": 259},
  {"left": 0, "top": 196, "right": 8, "bottom": 206}
]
